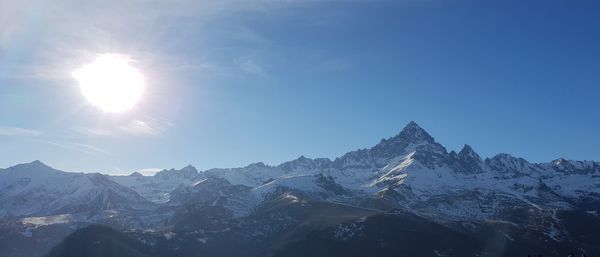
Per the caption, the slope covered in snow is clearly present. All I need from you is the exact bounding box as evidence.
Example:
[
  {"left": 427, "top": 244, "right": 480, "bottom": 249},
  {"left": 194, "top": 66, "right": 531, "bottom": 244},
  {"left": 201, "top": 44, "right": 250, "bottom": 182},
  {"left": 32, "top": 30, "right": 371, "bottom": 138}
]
[
  {"left": 102, "top": 121, "right": 600, "bottom": 221},
  {"left": 2, "top": 121, "right": 600, "bottom": 257},
  {"left": 110, "top": 165, "right": 203, "bottom": 203},
  {"left": 0, "top": 161, "right": 152, "bottom": 218}
]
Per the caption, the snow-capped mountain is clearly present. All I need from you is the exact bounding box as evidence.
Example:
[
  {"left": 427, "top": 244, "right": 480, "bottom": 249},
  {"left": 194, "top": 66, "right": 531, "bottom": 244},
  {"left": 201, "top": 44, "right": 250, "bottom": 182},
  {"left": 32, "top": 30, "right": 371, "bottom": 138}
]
[
  {"left": 2, "top": 122, "right": 598, "bottom": 222},
  {"left": 111, "top": 165, "right": 203, "bottom": 203},
  {"left": 103, "top": 121, "right": 599, "bottom": 221},
  {"left": 2, "top": 121, "right": 599, "bottom": 257},
  {"left": 0, "top": 161, "right": 152, "bottom": 219}
]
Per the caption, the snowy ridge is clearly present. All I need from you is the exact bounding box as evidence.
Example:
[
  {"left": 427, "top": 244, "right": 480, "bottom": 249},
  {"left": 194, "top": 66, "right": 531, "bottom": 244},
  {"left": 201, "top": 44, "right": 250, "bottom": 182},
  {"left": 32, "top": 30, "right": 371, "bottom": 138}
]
[
  {"left": 103, "top": 122, "right": 599, "bottom": 223},
  {"left": 2, "top": 121, "right": 599, "bottom": 223},
  {"left": 1, "top": 121, "right": 599, "bottom": 257},
  {"left": 0, "top": 161, "right": 151, "bottom": 218},
  {"left": 111, "top": 165, "right": 203, "bottom": 203}
]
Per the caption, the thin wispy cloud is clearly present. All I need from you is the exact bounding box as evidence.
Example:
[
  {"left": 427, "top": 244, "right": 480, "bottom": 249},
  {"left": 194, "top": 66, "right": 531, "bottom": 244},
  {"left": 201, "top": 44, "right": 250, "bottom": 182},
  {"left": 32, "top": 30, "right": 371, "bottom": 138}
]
[
  {"left": 0, "top": 126, "right": 42, "bottom": 136},
  {"left": 0, "top": 0, "right": 300, "bottom": 81},
  {"left": 120, "top": 119, "right": 166, "bottom": 136},
  {"left": 70, "top": 143, "right": 113, "bottom": 155},
  {"left": 234, "top": 56, "right": 269, "bottom": 78},
  {"left": 72, "top": 127, "right": 115, "bottom": 137},
  {"left": 37, "top": 140, "right": 112, "bottom": 156},
  {"left": 74, "top": 117, "right": 171, "bottom": 137}
]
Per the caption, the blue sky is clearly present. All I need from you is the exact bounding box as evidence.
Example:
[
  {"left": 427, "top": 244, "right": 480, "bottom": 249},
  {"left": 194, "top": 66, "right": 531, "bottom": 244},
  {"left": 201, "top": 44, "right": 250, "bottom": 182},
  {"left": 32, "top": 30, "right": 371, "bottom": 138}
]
[{"left": 1, "top": 0, "right": 599, "bottom": 174}]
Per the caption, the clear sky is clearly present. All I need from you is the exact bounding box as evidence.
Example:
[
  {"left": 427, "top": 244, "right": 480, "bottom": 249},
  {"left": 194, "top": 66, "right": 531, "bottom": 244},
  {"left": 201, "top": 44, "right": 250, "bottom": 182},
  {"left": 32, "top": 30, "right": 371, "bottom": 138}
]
[{"left": 1, "top": 0, "right": 599, "bottom": 174}]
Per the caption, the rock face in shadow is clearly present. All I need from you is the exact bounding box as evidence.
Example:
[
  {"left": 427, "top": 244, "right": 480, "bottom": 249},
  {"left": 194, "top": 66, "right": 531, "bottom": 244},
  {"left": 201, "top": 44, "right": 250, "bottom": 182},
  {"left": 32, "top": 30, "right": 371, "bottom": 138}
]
[
  {"left": 44, "top": 225, "right": 154, "bottom": 257},
  {"left": 270, "top": 210, "right": 485, "bottom": 257},
  {"left": 45, "top": 199, "right": 600, "bottom": 257}
]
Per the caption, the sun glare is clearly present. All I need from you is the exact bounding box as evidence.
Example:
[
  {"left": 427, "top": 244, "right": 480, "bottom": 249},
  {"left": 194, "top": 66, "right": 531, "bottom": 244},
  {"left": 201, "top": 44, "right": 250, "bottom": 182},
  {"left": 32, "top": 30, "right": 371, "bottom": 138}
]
[{"left": 72, "top": 53, "right": 145, "bottom": 113}]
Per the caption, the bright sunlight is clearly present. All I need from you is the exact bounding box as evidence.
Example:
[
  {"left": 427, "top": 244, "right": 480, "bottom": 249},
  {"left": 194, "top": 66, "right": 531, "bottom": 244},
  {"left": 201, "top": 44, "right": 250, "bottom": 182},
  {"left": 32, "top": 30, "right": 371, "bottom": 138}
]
[{"left": 72, "top": 53, "right": 145, "bottom": 113}]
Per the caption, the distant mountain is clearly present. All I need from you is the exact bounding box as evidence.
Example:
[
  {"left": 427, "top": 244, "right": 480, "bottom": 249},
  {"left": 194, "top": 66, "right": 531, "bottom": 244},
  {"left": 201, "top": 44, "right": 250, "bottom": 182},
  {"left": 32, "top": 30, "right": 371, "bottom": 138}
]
[
  {"left": 111, "top": 165, "right": 201, "bottom": 203},
  {"left": 2, "top": 121, "right": 600, "bottom": 257},
  {"left": 0, "top": 161, "right": 153, "bottom": 218}
]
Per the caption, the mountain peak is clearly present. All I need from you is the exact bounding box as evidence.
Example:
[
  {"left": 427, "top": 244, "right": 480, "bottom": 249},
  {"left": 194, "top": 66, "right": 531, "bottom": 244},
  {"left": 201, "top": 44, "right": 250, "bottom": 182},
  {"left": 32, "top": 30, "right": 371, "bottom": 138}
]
[
  {"left": 406, "top": 120, "right": 420, "bottom": 128},
  {"left": 365, "top": 122, "right": 440, "bottom": 164},
  {"left": 455, "top": 144, "right": 484, "bottom": 173},
  {"left": 28, "top": 160, "right": 49, "bottom": 167},
  {"left": 279, "top": 155, "right": 332, "bottom": 172},
  {"left": 181, "top": 164, "right": 198, "bottom": 172},
  {"left": 486, "top": 153, "right": 533, "bottom": 173},
  {"left": 395, "top": 121, "right": 434, "bottom": 144},
  {"left": 155, "top": 165, "right": 198, "bottom": 179},
  {"left": 246, "top": 162, "right": 268, "bottom": 168},
  {"left": 129, "top": 171, "right": 144, "bottom": 177},
  {"left": 9, "top": 160, "right": 54, "bottom": 171},
  {"left": 458, "top": 144, "right": 482, "bottom": 161},
  {"left": 31, "top": 160, "right": 44, "bottom": 165},
  {"left": 552, "top": 157, "right": 568, "bottom": 165}
]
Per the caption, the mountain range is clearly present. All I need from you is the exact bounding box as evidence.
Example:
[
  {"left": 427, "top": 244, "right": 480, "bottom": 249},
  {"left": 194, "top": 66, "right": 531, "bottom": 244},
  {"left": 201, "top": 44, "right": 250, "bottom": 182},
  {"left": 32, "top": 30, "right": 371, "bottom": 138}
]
[{"left": 1, "top": 122, "right": 599, "bottom": 257}]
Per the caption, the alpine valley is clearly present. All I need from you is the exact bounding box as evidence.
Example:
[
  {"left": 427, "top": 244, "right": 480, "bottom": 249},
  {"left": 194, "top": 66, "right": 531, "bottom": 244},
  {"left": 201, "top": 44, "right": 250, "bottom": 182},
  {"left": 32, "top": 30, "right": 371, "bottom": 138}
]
[{"left": 1, "top": 122, "right": 599, "bottom": 257}]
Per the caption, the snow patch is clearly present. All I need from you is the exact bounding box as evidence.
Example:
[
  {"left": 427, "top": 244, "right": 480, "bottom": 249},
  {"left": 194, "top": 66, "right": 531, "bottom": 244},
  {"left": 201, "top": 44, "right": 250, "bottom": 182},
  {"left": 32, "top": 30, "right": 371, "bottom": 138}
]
[
  {"left": 164, "top": 232, "right": 176, "bottom": 240},
  {"left": 21, "top": 214, "right": 73, "bottom": 227},
  {"left": 501, "top": 232, "right": 514, "bottom": 241},
  {"left": 333, "top": 222, "right": 363, "bottom": 241}
]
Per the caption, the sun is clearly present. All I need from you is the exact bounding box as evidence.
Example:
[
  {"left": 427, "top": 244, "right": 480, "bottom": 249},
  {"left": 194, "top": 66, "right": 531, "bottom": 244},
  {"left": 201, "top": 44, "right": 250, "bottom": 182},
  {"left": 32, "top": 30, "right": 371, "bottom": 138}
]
[{"left": 72, "top": 53, "right": 145, "bottom": 113}]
